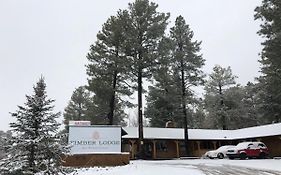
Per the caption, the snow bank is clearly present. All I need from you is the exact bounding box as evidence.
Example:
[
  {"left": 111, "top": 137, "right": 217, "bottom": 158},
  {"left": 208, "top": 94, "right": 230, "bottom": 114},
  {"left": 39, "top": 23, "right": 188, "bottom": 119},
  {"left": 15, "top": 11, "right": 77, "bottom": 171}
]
[
  {"left": 67, "top": 159, "right": 281, "bottom": 175},
  {"left": 70, "top": 160, "right": 204, "bottom": 175}
]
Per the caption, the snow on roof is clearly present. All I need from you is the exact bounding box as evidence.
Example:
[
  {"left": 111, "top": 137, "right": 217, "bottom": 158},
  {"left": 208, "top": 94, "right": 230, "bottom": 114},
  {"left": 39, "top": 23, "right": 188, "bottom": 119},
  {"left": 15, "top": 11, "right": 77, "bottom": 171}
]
[
  {"left": 232, "top": 122, "right": 281, "bottom": 139},
  {"left": 188, "top": 129, "right": 233, "bottom": 140},
  {"left": 122, "top": 123, "right": 281, "bottom": 140},
  {"left": 122, "top": 127, "right": 184, "bottom": 140}
]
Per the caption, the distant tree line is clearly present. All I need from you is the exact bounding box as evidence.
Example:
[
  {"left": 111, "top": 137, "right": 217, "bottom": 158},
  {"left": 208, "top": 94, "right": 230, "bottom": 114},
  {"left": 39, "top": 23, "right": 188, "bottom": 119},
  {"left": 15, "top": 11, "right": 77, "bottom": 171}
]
[{"left": 59, "top": 0, "right": 281, "bottom": 159}]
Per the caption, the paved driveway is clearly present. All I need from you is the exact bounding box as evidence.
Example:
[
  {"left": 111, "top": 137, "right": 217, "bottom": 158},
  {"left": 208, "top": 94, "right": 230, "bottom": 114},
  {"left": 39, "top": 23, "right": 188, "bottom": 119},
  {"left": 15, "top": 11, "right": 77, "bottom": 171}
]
[
  {"left": 148, "top": 160, "right": 281, "bottom": 175},
  {"left": 194, "top": 164, "right": 281, "bottom": 175}
]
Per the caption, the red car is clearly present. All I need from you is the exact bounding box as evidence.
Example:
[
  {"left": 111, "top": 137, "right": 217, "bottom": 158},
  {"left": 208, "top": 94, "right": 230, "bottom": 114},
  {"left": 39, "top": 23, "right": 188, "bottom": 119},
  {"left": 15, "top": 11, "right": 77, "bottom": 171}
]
[{"left": 226, "top": 142, "right": 269, "bottom": 159}]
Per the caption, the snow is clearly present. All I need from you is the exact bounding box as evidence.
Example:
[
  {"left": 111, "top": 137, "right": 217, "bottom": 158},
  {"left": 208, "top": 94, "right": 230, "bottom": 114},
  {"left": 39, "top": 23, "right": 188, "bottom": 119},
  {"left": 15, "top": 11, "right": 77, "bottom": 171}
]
[
  {"left": 122, "top": 122, "right": 281, "bottom": 140},
  {"left": 188, "top": 129, "right": 233, "bottom": 140},
  {"left": 69, "top": 160, "right": 204, "bottom": 175},
  {"left": 232, "top": 123, "right": 281, "bottom": 139},
  {"left": 122, "top": 127, "right": 184, "bottom": 140},
  {"left": 67, "top": 159, "right": 281, "bottom": 175},
  {"left": 206, "top": 159, "right": 281, "bottom": 172}
]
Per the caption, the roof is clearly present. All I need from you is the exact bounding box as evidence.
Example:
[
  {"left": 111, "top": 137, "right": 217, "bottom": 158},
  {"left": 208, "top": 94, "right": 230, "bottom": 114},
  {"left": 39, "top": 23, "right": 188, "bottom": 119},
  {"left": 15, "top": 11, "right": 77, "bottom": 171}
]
[
  {"left": 232, "top": 123, "right": 281, "bottom": 139},
  {"left": 122, "top": 122, "right": 281, "bottom": 141},
  {"left": 122, "top": 127, "right": 184, "bottom": 140}
]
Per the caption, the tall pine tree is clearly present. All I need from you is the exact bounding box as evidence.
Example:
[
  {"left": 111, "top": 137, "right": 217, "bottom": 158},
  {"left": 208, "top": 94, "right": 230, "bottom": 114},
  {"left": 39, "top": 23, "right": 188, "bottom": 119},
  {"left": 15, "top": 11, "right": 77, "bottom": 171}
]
[
  {"left": 145, "top": 38, "right": 181, "bottom": 127},
  {"left": 170, "top": 16, "right": 205, "bottom": 155},
  {"left": 0, "top": 77, "right": 68, "bottom": 175},
  {"left": 204, "top": 65, "right": 236, "bottom": 129},
  {"left": 255, "top": 0, "right": 281, "bottom": 123},
  {"left": 87, "top": 11, "right": 133, "bottom": 125},
  {"left": 123, "top": 0, "right": 169, "bottom": 158}
]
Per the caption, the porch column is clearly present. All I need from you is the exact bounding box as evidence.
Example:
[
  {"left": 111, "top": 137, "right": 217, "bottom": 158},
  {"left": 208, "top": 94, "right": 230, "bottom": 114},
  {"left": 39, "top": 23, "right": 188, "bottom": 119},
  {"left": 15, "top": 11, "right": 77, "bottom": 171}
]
[
  {"left": 129, "top": 140, "right": 136, "bottom": 159},
  {"left": 196, "top": 141, "right": 201, "bottom": 156},
  {"left": 152, "top": 140, "right": 157, "bottom": 159},
  {"left": 196, "top": 141, "right": 201, "bottom": 151},
  {"left": 175, "top": 140, "right": 180, "bottom": 158},
  {"left": 212, "top": 141, "right": 217, "bottom": 149},
  {"left": 218, "top": 141, "right": 221, "bottom": 147}
]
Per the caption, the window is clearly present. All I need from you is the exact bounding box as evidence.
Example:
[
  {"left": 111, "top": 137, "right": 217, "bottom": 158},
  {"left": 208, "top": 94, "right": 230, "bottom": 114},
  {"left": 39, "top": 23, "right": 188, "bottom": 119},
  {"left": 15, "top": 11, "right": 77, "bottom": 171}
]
[
  {"left": 258, "top": 143, "right": 266, "bottom": 148},
  {"left": 156, "top": 141, "right": 168, "bottom": 152},
  {"left": 200, "top": 141, "right": 214, "bottom": 149},
  {"left": 247, "top": 143, "right": 254, "bottom": 149}
]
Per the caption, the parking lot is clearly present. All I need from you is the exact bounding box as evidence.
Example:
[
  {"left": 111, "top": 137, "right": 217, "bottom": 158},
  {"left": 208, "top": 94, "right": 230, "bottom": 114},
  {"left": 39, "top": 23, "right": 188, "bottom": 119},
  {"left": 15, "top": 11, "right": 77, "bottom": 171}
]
[{"left": 69, "top": 159, "right": 281, "bottom": 175}]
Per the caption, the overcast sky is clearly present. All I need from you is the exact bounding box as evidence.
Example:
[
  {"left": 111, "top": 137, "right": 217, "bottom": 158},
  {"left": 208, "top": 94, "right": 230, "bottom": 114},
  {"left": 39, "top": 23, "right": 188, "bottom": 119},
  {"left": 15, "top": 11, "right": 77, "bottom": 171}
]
[{"left": 0, "top": 0, "right": 263, "bottom": 131}]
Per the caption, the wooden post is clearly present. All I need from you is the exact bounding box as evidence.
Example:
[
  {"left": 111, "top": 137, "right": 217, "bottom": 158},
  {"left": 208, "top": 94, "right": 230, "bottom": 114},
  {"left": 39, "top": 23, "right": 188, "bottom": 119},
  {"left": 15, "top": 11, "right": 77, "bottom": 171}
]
[
  {"left": 175, "top": 141, "right": 180, "bottom": 158},
  {"left": 212, "top": 141, "right": 217, "bottom": 150},
  {"left": 196, "top": 141, "right": 201, "bottom": 156},
  {"left": 129, "top": 140, "right": 136, "bottom": 159},
  {"left": 152, "top": 140, "right": 157, "bottom": 159},
  {"left": 196, "top": 141, "right": 200, "bottom": 150}
]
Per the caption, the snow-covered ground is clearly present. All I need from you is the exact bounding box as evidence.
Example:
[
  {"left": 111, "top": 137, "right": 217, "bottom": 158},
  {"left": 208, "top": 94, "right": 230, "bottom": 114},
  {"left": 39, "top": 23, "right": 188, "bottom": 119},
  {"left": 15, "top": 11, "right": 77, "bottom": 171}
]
[{"left": 69, "top": 159, "right": 281, "bottom": 175}]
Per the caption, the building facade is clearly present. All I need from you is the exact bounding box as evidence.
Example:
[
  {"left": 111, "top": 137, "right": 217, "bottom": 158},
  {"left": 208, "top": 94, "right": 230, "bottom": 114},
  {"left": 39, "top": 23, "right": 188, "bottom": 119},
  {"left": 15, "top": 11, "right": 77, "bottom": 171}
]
[{"left": 122, "top": 123, "right": 281, "bottom": 159}]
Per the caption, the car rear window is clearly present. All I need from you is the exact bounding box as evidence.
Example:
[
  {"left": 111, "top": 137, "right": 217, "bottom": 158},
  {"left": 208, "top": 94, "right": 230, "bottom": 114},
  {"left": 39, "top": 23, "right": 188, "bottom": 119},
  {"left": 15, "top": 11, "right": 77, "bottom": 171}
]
[{"left": 258, "top": 143, "right": 266, "bottom": 147}]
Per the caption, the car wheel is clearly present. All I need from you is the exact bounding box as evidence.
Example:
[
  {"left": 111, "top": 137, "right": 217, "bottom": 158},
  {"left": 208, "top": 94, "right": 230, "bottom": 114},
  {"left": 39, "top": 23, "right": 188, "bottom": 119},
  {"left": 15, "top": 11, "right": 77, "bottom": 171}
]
[
  {"left": 217, "top": 153, "right": 224, "bottom": 159},
  {"left": 240, "top": 153, "right": 247, "bottom": 160}
]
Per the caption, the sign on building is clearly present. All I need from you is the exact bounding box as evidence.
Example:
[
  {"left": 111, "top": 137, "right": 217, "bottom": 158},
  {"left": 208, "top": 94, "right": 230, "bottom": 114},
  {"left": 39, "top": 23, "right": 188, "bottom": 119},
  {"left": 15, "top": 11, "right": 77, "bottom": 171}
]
[
  {"left": 69, "top": 120, "right": 91, "bottom": 126},
  {"left": 68, "top": 126, "right": 121, "bottom": 154}
]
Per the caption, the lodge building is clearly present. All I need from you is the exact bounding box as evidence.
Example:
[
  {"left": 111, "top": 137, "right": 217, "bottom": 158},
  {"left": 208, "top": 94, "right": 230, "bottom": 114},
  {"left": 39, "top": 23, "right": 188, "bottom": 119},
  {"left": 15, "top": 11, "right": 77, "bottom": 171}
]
[{"left": 121, "top": 122, "right": 281, "bottom": 159}]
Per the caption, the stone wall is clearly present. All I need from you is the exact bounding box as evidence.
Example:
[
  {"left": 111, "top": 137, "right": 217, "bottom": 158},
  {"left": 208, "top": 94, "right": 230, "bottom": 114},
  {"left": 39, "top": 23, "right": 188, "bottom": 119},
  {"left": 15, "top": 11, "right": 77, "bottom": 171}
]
[{"left": 63, "top": 153, "right": 130, "bottom": 167}]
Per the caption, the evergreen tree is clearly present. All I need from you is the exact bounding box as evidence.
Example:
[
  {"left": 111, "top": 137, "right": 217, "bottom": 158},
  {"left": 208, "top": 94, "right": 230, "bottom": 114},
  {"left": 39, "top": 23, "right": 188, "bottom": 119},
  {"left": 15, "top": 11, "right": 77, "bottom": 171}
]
[
  {"left": 204, "top": 65, "right": 236, "bottom": 129},
  {"left": 145, "top": 38, "right": 181, "bottom": 127},
  {"left": 190, "top": 100, "right": 207, "bottom": 129},
  {"left": 204, "top": 82, "right": 265, "bottom": 129},
  {"left": 255, "top": 0, "right": 281, "bottom": 123},
  {"left": 123, "top": 0, "right": 169, "bottom": 158},
  {"left": 63, "top": 86, "right": 109, "bottom": 128},
  {"left": 86, "top": 11, "right": 133, "bottom": 125},
  {"left": 0, "top": 77, "right": 68, "bottom": 175},
  {"left": 223, "top": 85, "right": 248, "bottom": 129},
  {"left": 0, "top": 131, "right": 11, "bottom": 160},
  {"left": 63, "top": 86, "right": 92, "bottom": 125},
  {"left": 241, "top": 82, "right": 264, "bottom": 126},
  {"left": 170, "top": 15, "right": 205, "bottom": 155}
]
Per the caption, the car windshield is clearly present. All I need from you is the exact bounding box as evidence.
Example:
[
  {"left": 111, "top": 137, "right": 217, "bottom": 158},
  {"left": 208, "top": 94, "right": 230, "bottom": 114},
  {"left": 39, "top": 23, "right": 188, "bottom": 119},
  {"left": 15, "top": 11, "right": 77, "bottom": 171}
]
[{"left": 236, "top": 142, "right": 251, "bottom": 149}]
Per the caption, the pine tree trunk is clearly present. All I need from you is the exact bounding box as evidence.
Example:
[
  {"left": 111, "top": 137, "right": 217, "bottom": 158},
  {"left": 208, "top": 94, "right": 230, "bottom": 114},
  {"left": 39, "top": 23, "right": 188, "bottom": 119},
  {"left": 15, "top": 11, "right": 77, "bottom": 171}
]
[
  {"left": 29, "top": 120, "right": 39, "bottom": 173},
  {"left": 108, "top": 70, "right": 118, "bottom": 125},
  {"left": 138, "top": 65, "right": 145, "bottom": 159},
  {"left": 30, "top": 145, "right": 35, "bottom": 173},
  {"left": 78, "top": 103, "right": 82, "bottom": 120},
  {"left": 180, "top": 60, "right": 189, "bottom": 156},
  {"left": 219, "top": 84, "right": 226, "bottom": 130}
]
